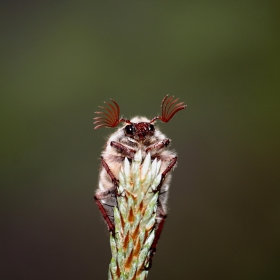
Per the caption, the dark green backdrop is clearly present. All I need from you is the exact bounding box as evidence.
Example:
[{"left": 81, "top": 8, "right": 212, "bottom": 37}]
[{"left": 1, "top": 1, "right": 279, "bottom": 279}]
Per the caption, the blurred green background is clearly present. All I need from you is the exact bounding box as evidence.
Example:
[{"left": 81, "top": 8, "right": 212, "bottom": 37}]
[{"left": 1, "top": 1, "right": 279, "bottom": 279}]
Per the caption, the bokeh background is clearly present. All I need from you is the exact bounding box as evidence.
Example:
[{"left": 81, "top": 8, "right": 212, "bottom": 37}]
[{"left": 1, "top": 1, "right": 280, "bottom": 279}]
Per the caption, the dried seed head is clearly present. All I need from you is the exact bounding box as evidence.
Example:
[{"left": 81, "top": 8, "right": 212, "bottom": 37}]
[{"left": 109, "top": 150, "right": 161, "bottom": 279}]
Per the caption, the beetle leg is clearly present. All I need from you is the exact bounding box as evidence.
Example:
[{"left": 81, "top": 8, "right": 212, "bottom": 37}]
[
  {"left": 101, "top": 156, "right": 119, "bottom": 188},
  {"left": 154, "top": 156, "right": 177, "bottom": 193},
  {"left": 94, "top": 191, "right": 116, "bottom": 235},
  {"left": 110, "top": 141, "right": 136, "bottom": 159},
  {"left": 145, "top": 139, "right": 170, "bottom": 153},
  {"left": 143, "top": 209, "right": 167, "bottom": 270}
]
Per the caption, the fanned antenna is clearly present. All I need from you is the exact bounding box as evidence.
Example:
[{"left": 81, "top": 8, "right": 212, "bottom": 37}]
[
  {"left": 93, "top": 99, "right": 129, "bottom": 129},
  {"left": 150, "top": 95, "right": 187, "bottom": 123}
]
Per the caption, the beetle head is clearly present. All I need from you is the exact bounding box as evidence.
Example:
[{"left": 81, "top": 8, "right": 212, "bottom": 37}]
[{"left": 124, "top": 122, "right": 155, "bottom": 141}]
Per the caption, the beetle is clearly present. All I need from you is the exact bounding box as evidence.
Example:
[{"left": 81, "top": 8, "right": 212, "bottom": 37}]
[{"left": 93, "top": 95, "right": 186, "bottom": 269}]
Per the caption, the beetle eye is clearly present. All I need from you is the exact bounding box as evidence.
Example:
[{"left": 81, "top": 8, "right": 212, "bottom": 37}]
[
  {"left": 149, "top": 124, "right": 155, "bottom": 132},
  {"left": 125, "top": 125, "right": 135, "bottom": 135}
]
